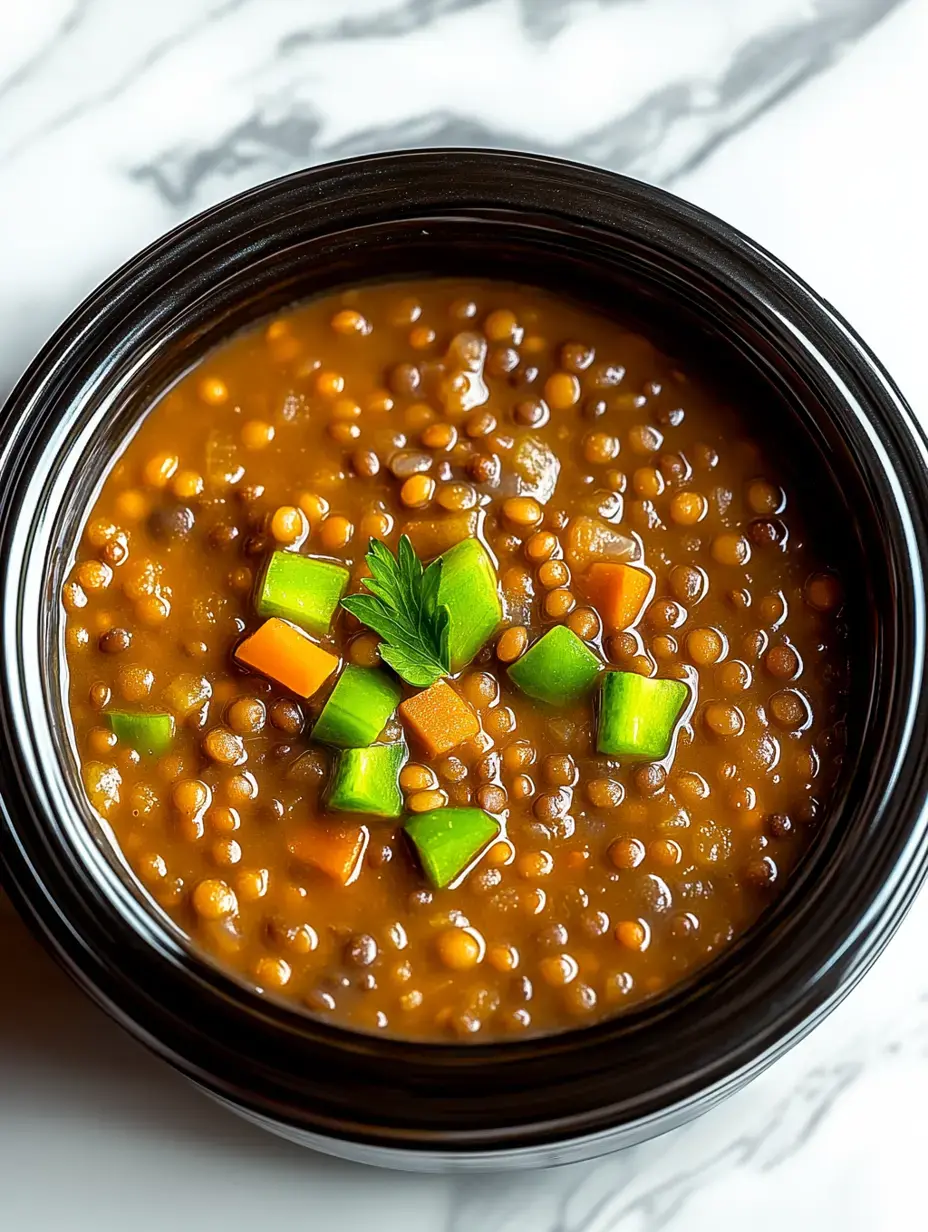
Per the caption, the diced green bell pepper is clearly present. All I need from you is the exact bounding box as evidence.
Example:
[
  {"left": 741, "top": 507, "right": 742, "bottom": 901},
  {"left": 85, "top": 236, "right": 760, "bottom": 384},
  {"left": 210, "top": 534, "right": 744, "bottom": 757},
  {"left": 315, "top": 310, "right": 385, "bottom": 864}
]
[
  {"left": 404, "top": 807, "right": 501, "bottom": 888},
  {"left": 106, "top": 710, "right": 174, "bottom": 757},
  {"left": 328, "top": 743, "right": 406, "bottom": 817},
  {"left": 597, "top": 670, "right": 689, "bottom": 759},
  {"left": 436, "top": 539, "right": 502, "bottom": 671},
  {"left": 312, "top": 665, "right": 402, "bottom": 748},
  {"left": 256, "top": 551, "right": 349, "bottom": 637},
  {"left": 507, "top": 624, "right": 601, "bottom": 705}
]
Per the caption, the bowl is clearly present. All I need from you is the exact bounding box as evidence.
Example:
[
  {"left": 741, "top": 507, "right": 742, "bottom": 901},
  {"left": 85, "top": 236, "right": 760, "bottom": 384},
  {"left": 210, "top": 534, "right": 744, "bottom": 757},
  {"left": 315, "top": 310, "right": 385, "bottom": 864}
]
[{"left": 2, "top": 149, "right": 928, "bottom": 1172}]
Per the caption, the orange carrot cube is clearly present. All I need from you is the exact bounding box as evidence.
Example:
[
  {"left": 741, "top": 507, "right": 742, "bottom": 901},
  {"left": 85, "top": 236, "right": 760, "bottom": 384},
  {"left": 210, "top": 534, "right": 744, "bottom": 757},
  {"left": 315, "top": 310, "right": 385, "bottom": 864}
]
[
  {"left": 235, "top": 617, "right": 339, "bottom": 698},
  {"left": 399, "top": 679, "right": 479, "bottom": 758},
  {"left": 288, "top": 824, "right": 369, "bottom": 885},
  {"left": 586, "top": 563, "right": 653, "bottom": 631}
]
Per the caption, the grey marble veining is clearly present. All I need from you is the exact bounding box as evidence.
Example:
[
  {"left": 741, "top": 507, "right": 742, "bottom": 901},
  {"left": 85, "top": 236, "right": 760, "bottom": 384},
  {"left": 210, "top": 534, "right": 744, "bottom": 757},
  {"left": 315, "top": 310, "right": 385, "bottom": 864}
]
[
  {"left": 0, "top": 1, "right": 926, "bottom": 1229},
  {"left": 0, "top": 0, "right": 907, "bottom": 402},
  {"left": 127, "top": 0, "right": 903, "bottom": 208}
]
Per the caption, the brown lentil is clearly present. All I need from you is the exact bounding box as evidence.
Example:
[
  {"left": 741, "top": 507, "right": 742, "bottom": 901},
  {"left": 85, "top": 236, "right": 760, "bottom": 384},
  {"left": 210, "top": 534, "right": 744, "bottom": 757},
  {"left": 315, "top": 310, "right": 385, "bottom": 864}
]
[
  {"left": 566, "top": 607, "right": 600, "bottom": 641},
  {"left": 99, "top": 627, "right": 131, "bottom": 655},
  {"left": 686, "top": 627, "right": 725, "bottom": 666},
  {"left": 268, "top": 699, "right": 303, "bottom": 735},
  {"left": 609, "top": 838, "right": 646, "bottom": 870},
  {"left": 203, "top": 727, "right": 246, "bottom": 766},
  {"left": 476, "top": 784, "right": 508, "bottom": 814},
  {"left": 537, "top": 559, "right": 569, "bottom": 590},
  {"left": 496, "top": 626, "right": 528, "bottom": 663},
  {"left": 703, "top": 703, "right": 746, "bottom": 738},
  {"left": 226, "top": 697, "right": 266, "bottom": 734}
]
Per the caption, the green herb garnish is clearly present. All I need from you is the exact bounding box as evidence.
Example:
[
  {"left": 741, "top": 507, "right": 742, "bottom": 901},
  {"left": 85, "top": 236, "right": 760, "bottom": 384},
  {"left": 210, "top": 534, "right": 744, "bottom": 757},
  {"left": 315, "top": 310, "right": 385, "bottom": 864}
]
[{"left": 341, "top": 536, "right": 451, "bottom": 688}]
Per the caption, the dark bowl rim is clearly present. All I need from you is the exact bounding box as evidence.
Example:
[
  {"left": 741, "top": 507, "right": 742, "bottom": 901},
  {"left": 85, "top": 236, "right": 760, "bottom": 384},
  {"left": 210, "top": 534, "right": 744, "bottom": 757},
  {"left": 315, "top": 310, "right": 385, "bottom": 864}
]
[{"left": 2, "top": 148, "right": 928, "bottom": 1165}]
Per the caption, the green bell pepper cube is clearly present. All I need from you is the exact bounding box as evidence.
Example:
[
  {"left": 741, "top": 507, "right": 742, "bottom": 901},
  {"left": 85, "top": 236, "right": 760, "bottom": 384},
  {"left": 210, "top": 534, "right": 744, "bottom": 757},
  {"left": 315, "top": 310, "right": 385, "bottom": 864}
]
[
  {"left": 436, "top": 539, "right": 502, "bottom": 671},
  {"left": 507, "top": 624, "right": 601, "bottom": 705},
  {"left": 328, "top": 742, "right": 406, "bottom": 817},
  {"left": 256, "top": 551, "right": 350, "bottom": 637},
  {"left": 597, "top": 670, "right": 689, "bottom": 759},
  {"left": 312, "top": 665, "right": 402, "bottom": 748},
  {"left": 404, "top": 807, "right": 501, "bottom": 889},
  {"left": 106, "top": 710, "right": 174, "bottom": 757}
]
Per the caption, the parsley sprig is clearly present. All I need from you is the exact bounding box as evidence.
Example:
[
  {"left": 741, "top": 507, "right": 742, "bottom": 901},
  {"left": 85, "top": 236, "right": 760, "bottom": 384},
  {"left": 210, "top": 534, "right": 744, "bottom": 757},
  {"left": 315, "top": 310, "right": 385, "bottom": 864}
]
[{"left": 341, "top": 536, "right": 450, "bottom": 687}]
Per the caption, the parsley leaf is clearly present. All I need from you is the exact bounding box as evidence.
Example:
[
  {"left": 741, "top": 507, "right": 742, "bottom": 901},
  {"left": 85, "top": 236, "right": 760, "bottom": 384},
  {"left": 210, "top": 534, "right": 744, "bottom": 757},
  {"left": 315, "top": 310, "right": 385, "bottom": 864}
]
[{"left": 341, "top": 536, "right": 451, "bottom": 687}]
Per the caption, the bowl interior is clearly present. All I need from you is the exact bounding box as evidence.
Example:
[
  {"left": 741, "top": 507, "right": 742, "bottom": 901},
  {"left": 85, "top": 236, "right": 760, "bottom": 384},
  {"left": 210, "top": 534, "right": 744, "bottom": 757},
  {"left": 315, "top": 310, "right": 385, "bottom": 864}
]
[
  {"left": 48, "top": 215, "right": 873, "bottom": 940},
  {"left": 3, "top": 155, "right": 925, "bottom": 1159}
]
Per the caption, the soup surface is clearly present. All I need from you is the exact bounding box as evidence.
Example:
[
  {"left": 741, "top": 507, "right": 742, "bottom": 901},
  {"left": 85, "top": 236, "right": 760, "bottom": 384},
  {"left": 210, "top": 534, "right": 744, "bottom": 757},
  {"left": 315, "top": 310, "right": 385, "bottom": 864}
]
[{"left": 62, "top": 280, "right": 847, "bottom": 1040}]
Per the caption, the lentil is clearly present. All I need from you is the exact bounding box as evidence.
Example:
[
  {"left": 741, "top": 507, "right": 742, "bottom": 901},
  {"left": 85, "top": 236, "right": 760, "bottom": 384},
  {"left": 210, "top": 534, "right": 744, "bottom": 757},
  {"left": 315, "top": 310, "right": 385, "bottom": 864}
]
[
  {"left": 437, "top": 927, "right": 483, "bottom": 970},
  {"left": 566, "top": 607, "right": 600, "bottom": 641},
  {"left": 615, "top": 920, "right": 648, "bottom": 951},
  {"left": 192, "top": 879, "right": 238, "bottom": 921},
  {"left": 609, "top": 838, "right": 646, "bottom": 870},
  {"left": 703, "top": 703, "right": 746, "bottom": 738},
  {"left": 270, "top": 506, "right": 306, "bottom": 545},
  {"left": 669, "top": 491, "right": 707, "bottom": 525},
  {"left": 226, "top": 697, "right": 266, "bottom": 734},
  {"left": 496, "top": 626, "right": 528, "bottom": 663},
  {"left": 686, "top": 627, "right": 725, "bottom": 666},
  {"left": 537, "top": 559, "right": 569, "bottom": 590},
  {"left": 587, "top": 778, "right": 624, "bottom": 809},
  {"left": 203, "top": 727, "right": 246, "bottom": 765},
  {"left": 400, "top": 475, "right": 436, "bottom": 509},
  {"left": 544, "top": 373, "right": 581, "bottom": 411}
]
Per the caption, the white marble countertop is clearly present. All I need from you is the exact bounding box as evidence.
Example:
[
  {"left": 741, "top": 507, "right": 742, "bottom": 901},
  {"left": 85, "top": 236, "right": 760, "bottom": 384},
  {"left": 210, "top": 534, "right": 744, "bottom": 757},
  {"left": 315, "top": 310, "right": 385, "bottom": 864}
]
[{"left": 1, "top": 1, "right": 927, "bottom": 1228}]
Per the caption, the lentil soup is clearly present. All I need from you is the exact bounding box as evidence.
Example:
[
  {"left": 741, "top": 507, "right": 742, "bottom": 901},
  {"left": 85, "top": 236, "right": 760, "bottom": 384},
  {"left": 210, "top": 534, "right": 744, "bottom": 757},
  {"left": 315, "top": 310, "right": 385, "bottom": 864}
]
[{"left": 62, "top": 280, "right": 848, "bottom": 1041}]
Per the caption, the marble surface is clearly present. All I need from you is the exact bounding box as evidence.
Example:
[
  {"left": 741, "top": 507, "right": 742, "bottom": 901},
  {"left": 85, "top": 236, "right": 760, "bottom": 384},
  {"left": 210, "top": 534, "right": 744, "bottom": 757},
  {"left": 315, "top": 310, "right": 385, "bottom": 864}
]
[{"left": 1, "top": 0, "right": 926, "bottom": 1228}]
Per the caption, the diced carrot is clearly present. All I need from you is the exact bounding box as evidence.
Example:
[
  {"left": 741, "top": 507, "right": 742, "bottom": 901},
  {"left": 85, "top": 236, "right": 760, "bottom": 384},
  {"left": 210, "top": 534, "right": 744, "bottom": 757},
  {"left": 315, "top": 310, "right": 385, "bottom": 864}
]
[
  {"left": 235, "top": 617, "right": 339, "bottom": 698},
  {"left": 289, "top": 824, "right": 369, "bottom": 885},
  {"left": 399, "top": 679, "right": 479, "bottom": 758},
  {"left": 585, "top": 563, "right": 653, "bottom": 631}
]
